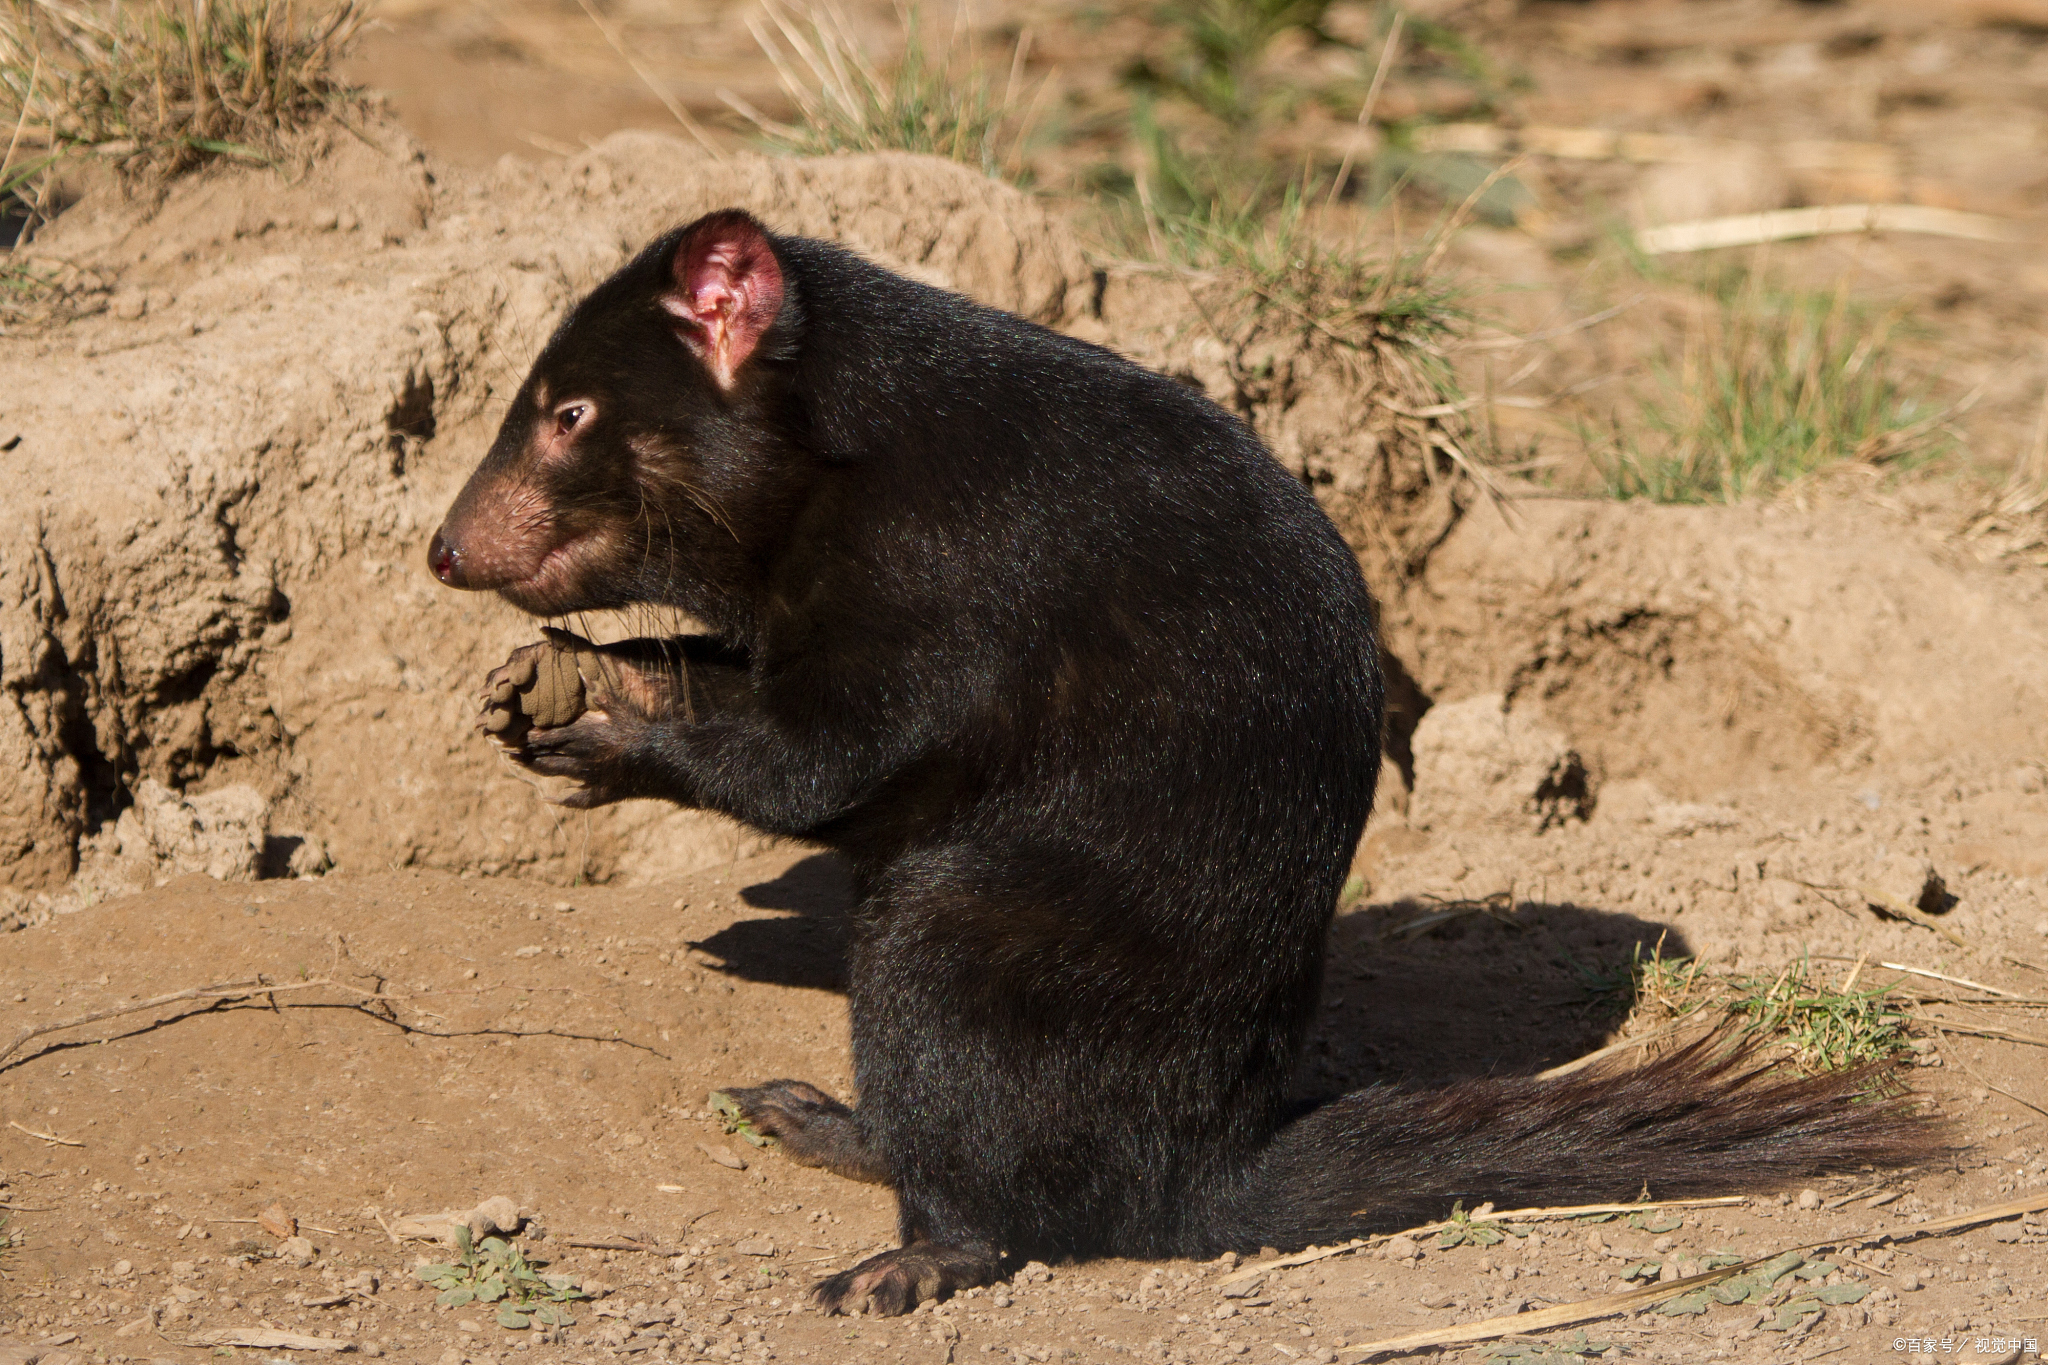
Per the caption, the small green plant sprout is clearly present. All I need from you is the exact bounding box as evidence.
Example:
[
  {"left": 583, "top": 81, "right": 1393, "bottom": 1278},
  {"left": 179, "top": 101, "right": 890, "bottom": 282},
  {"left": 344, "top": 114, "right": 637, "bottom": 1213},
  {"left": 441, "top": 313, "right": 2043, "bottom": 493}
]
[
  {"left": 726, "top": 0, "right": 1038, "bottom": 181},
  {"left": 1728, "top": 956, "right": 1913, "bottom": 1073},
  {"left": 1434, "top": 1201, "right": 1507, "bottom": 1248},
  {"left": 1484, "top": 1329, "right": 1621, "bottom": 1361},
  {"left": 1433, "top": 1200, "right": 1533, "bottom": 1249},
  {"left": 414, "top": 1225, "right": 585, "bottom": 1330},
  {"left": 1652, "top": 1248, "right": 1868, "bottom": 1326}
]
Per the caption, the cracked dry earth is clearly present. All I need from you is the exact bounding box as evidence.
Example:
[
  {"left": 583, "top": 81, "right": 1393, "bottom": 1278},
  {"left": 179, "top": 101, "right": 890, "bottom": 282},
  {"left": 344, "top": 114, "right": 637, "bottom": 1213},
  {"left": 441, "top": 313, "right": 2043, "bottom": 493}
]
[{"left": 1, "top": 845, "right": 2044, "bottom": 1365}]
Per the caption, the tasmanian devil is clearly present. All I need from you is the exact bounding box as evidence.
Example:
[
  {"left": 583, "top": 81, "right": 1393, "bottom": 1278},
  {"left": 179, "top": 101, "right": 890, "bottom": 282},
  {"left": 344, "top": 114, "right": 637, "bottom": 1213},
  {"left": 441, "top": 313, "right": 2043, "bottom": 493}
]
[{"left": 428, "top": 207, "right": 1935, "bottom": 1315}]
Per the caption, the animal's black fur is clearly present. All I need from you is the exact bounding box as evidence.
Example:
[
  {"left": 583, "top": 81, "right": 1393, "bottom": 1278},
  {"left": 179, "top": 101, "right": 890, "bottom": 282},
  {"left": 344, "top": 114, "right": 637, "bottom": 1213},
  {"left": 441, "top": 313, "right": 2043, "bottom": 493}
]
[{"left": 431, "top": 209, "right": 1937, "bottom": 1314}]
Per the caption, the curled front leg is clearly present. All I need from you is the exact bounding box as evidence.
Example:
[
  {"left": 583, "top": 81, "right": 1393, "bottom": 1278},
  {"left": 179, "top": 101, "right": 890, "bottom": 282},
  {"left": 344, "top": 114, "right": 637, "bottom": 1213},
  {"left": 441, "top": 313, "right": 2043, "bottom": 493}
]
[{"left": 478, "top": 629, "right": 685, "bottom": 807}]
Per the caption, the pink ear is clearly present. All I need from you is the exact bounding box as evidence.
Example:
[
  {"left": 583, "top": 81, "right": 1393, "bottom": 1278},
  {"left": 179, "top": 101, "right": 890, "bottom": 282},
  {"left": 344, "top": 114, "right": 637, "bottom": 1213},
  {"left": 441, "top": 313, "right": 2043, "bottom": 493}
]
[{"left": 660, "top": 210, "right": 786, "bottom": 391}]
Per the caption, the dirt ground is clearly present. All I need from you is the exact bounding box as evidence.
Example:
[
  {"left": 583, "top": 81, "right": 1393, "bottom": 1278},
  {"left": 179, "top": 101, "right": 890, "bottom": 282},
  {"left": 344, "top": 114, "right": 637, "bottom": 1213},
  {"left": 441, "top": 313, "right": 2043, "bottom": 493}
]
[
  {"left": 1, "top": 849, "right": 2044, "bottom": 1365},
  {"left": 5, "top": 1, "right": 2048, "bottom": 1363}
]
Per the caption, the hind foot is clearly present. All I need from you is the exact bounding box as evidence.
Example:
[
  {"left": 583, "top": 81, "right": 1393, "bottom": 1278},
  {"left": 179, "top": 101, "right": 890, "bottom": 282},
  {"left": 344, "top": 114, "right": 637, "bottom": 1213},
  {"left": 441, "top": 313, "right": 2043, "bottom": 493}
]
[
  {"left": 710, "top": 1081, "right": 890, "bottom": 1184},
  {"left": 813, "top": 1243, "right": 999, "bottom": 1315}
]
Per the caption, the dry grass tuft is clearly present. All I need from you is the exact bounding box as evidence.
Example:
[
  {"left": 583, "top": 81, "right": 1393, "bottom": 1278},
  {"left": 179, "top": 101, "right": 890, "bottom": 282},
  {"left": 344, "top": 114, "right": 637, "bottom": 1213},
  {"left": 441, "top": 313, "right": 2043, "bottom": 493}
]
[
  {"left": 723, "top": 0, "right": 1037, "bottom": 180},
  {"left": 0, "top": 0, "right": 367, "bottom": 178},
  {"left": 1127, "top": 191, "right": 1493, "bottom": 583}
]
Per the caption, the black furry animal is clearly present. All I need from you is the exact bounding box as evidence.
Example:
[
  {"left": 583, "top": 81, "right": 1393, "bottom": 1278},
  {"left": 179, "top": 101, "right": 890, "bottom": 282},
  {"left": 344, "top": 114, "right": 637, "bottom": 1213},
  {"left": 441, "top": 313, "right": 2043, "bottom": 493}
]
[{"left": 428, "top": 209, "right": 1935, "bottom": 1315}]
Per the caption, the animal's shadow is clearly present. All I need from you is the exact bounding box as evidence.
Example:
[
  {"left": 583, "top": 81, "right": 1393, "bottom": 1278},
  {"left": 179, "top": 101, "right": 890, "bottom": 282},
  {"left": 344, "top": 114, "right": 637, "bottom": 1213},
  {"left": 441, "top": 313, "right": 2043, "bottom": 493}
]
[
  {"left": 1300, "top": 897, "right": 1693, "bottom": 1092},
  {"left": 692, "top": 853, "right": 1688, "bottom": 1089},
  {"left": 690, "top": 853, "right": 856, "bottom": 993}
]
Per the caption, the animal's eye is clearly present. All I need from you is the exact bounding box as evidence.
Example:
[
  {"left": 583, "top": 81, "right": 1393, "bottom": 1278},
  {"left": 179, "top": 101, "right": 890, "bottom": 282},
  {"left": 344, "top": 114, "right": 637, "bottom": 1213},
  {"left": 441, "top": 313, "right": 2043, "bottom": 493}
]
[{"left": 555, "top": 404, "right": 589, "bottom": 434}]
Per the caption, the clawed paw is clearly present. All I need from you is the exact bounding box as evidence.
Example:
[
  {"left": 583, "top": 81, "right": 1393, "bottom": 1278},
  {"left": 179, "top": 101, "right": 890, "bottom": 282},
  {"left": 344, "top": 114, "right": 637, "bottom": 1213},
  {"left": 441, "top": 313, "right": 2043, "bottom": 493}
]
[
  {"left": 475, "top": 630, "right": 674, "bottom": 807},
  {"left": 711, "top": 1080, "right": 848, "bottom": 1147},
  {"left": 707, "top": 1081, "right": 890, "bottom": 1183},
  {"left": 812, "top": 1245, "right": 996, "bottom": 1316}
]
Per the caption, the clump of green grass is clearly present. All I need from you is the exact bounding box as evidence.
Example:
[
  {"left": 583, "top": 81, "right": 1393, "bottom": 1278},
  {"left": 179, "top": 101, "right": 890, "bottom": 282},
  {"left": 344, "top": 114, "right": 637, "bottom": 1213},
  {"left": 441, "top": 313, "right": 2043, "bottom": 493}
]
[
  {"left": 0, "top": 0, "right": 368, "bottom": 177},
  {"left": 1729, "top": 957, "right": 1913, "bottom": 1074},
  {"left": 1127, "top": 0, "right": 1340, "bottom": 133},
  {"left": 1165, "top": 187, "right": 1465, "bottom": 355},
  {"left": 1575, "top": 938, "right": 1709, "bottom": 1022},
  {"left": 1579, "top": 946, "right": 1914, "bottom": 1075},
  {"left": 1587, "top": 268, "right": 1949, "bottom": 504},
  {"left": 727, "top": 0, "right": 1036, "bottom": 180}
]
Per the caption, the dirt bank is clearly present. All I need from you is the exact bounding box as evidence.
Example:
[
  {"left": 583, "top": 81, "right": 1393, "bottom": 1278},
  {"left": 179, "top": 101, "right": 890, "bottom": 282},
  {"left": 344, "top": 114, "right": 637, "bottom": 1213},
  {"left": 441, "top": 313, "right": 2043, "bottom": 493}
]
[{"left": 2, "top": 120, "right": 2045, "bottom": 1365}]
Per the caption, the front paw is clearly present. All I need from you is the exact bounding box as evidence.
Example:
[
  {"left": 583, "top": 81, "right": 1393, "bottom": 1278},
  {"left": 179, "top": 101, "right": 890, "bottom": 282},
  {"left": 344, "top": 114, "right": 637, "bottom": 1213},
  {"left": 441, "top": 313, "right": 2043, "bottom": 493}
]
[
  {"left": 710, "top": 1082, "right": 891, "bottom": 1183},
  {"left": 516, "top": 711, "right": 644, "bottom": 808},
  {"left": 479, "top": 635, "right": 587, "bottom": 747},
  {"left": 478, "top": 631, "right": 665, "bottom": 807}
]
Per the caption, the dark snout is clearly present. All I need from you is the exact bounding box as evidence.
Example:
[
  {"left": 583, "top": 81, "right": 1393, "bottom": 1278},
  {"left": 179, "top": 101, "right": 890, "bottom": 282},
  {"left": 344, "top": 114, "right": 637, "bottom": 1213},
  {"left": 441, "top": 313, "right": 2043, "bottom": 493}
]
[
  {"left": 427, "top": 462, "right": 556, "bottom": 595},
  {"left": 427, "top": 528, "right": 472, "bottom": 589}
]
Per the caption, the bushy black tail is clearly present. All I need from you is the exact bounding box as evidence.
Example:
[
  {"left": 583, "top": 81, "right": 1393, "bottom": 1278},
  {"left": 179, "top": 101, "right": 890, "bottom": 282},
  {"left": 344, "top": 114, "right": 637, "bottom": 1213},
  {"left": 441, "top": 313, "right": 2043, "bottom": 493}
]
[{"left": 1211, "top": 1038, "right": 1943, "bottom": 1249}]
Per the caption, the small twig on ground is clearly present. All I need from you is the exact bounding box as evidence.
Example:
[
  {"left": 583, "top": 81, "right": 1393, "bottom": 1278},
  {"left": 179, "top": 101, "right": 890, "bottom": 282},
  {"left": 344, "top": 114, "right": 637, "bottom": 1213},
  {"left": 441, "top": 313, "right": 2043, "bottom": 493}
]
[
  {"left": 0, "top": 973, "right": 661, "bottom": 1074},
  {"left": 1874, "top": 963, "right": 2019, "bottom": 998},
  {"left": 562, "top": 1236, "right": 688, "bottom": 1257},
  {"left": 1339, "top": 1190, "right": 2048, "bottom": 1359},
  {"left": 1820, "top": 1182, "right": 1891, "bottom": 1210},
  {"left": 6, "top": 1121, "right": 83, "bottom": 1147},
  {"left": 645, "top": 1204, "right": 723, "bottom": 1226},
  {"left": 1341, "top": 1262, "right": 1751, "bottom": 1358},
  {"left": 370, "top": 1207, "right": 402, "bottom": 1246},
  {"left": 1636, "top": 204, "right": 2022, "bottom": 255},
  {"left": 190, "top": 1327, "right": 350, "bottom": 1352},
  {"left": 1805, "top": 882, "right": 2046, "bottom": 976},
  {"left": 1218, "top": 1197, "right": 1745, "bottom": 1286},
  {"left": 1915, "top": 1017, "right": 2048, "bottom": 1049},
  {"left": 1218, "top": 1239, "right": 1370, "bottom": 1284},
  {"left": 1, "top": 978, "right": 271, "bottom": 1067},
  {"left": 208, "top": 1216, "right": 341, "bottom": 1233}
]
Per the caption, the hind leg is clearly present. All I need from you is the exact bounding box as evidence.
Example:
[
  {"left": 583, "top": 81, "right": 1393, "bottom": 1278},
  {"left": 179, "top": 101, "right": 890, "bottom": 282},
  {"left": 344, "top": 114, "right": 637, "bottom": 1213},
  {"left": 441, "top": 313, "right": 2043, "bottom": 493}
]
[
  {"left": 813, "top": 1239, "right": 999, "bottom": 1315},
  {"left": 708, "top": 1083, "right": 1000, "bottom": 1313},
  {"left": 814, "top": 1176, "right": 1001, "bottom": 1314},
  {"left": 807, "top": 853, "right": 1209, "bottom": 1315},
  {"left": 710, "top": 1081, "right": 890, "bottom": 1185}
]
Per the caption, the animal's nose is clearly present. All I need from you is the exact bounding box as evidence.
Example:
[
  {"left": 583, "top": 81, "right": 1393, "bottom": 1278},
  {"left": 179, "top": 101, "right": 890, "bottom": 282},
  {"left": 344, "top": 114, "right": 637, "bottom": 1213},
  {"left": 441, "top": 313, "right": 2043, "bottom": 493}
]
[{"left": 428, "top": 529, "right": 468, "bottom": 588}]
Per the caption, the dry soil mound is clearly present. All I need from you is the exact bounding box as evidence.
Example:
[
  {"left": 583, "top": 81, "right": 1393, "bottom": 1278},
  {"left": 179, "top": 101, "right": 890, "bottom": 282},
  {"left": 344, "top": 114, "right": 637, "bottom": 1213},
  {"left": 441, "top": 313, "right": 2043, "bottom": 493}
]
[
  {"left": 5, "top": 126, "right": 2047, "bottom": 975},
  {"left": 0, "top": 128, "right": 1090, "bottom": 907}
]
